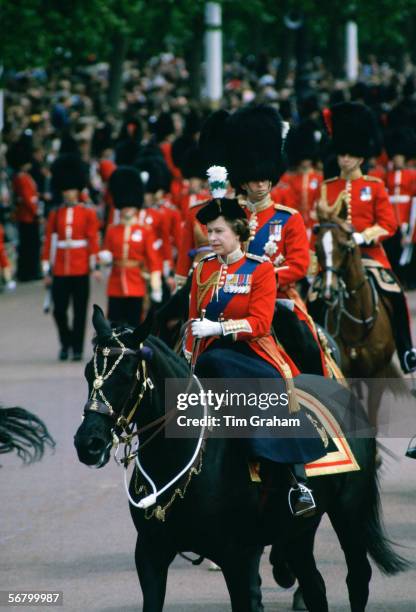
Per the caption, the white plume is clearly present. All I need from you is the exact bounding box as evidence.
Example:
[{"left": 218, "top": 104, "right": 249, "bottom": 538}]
[
  {"left": 281, "top": 121, "right": 290, "bottom": 141},
  {"left": 140, "top": 171, "right": 149, "bottom": 185},
  {"left": 207, "top": 165, "right": 228, "bottom": 198}
]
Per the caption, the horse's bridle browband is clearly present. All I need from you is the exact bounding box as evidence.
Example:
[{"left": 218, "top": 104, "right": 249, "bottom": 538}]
[{"left": 83, "top": 334, "right": 153, "bottom": 435}]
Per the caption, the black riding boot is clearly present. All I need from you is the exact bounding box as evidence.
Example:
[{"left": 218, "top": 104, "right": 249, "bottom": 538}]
[
  {"left": 288, "top": 463, "right": 316, "bottom": 517},
  {"left": 386, "top": 291, "right": 416, "bottom": 373}
]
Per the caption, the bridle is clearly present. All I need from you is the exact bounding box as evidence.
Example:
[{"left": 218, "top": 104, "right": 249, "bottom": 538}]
[
  {"left": 315, "top": 222, "right": 379, "bottom": 340},
  {"left": 82, "top": 330, "right": 208, "bottom": 518},
  {"left": 83, "top": 331, "right": 154, "bottom": 445}
]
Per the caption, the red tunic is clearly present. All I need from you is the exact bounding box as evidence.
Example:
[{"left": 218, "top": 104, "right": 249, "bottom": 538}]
[
  {"left": 385, "top": 168, "right": 416, "bottom": 225},
  {"left": 242, "top": 199, "right": 310, "bottom": 289},
  {"left": 0, "top": 224, "right": 11, "bottom": 269},
  {"left": 137, "top": 207, "right": 173, "bottom": 268},
  {"left": 178, "top": 190, "right": 210, "bottom": 219},
  {"left": 175, "top": 198, "right": 210, "bottom": 282},
  {"left": 270, "top": 174, "right": 297, "bottom": 209},
  {"left": 12, "top": 172, "right": 38, "bottom": 223},
  {"left": 186, "top": 252, "right": 299, "bottom": 377},
  {"left": 287, "top": 171, "right": 322, "bottom": 230},
  {"left": 318, "top": 175, "right": 398, "bottom": 268},
  {"left": 42, "top": 205, "right": 100, "bottom": 276},
  {"left": 160, "top": 197, "right": 183, "bottom": 257},
  {"left": 103, "top": 224, "right": 162, "bottom": 297}
]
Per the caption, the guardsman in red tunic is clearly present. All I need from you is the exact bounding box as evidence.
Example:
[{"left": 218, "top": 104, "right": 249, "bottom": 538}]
[
  {"left": 41, "top": 154, "right": 101, "bottom": 361},
  {"left": 7, "top": 138, "right": 41, "bottom": 281},
  {"left": 208, "top": 104, "right": 336, "bottom": 378},
  {"left": 383, "top": 127, "right": 416, "bottom": 281},
  {"left": 318, "top": 102, "right": 416, "bottom": 373},
  {"left": 284, "top": 121, "right": 323, "bottom": 235},
  {"left": 101, "top": 166, "right": 163, "bottom": 327},
  {"left": 185, "top": 194, "right": 326, "bottom": 517}
]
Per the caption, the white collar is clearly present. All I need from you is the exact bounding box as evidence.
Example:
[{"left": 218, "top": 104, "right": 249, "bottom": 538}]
[{"left": 218, "top": 247, "right": 244, "bottom": 265}]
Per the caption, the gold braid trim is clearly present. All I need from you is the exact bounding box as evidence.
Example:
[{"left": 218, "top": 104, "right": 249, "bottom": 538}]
[
  {"left": 317, "top": 183, "right": 349, "bottom": 220},
  {"left": 196, "top": 262, "right": 220, "bottom": 311},
  {"left": 254, "top": 337, "right": 300, "bottom": 413}
]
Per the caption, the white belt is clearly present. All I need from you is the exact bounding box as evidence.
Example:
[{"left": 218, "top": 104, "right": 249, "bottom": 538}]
[
  {"left": 389, "top": 195, "right": 410, "bottom": 203},
  {"left": 57, "top": 239, "right": 88, "bottom": 248}
]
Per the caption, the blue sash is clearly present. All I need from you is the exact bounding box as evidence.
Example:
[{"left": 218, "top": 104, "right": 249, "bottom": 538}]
[
  {"left": 205, "top": 258, "right": 258, "bottom": 321},
  {"left": 248, "top": 209, "right": 283, "bottom": 256}
]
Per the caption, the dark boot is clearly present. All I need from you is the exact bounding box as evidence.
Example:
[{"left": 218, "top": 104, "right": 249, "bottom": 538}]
[
  {"left": 288, "top": 464, "right": 316, "bottom": 517},
  {"left": 385, "top": 290, "right": 416, "bottom": 373}
]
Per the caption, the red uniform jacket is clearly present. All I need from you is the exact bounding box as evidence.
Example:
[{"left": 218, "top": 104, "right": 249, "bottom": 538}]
[
  {"left": 318, "top": 175, "right": 398, "bottom": 268},
  {"left": 42, "top": 204, "right": 100, "bottom": 276},
  {"left": 368, "top": 165, "right": 386, "bottom": 183},
  {"left": 178, "top": 189, "right": 210, "bottom": 219},
  {"left": 270, "top": 174, "right": 297, "bottom": 209},
  {"left": 103, "top": 224, "right": 162, "bottom": 297},
  {"left": 137, "top": 207, "right": 172, "bottom": 267},
  {"left": 12, "top": 172, "right": 38, "bottom": 223},
  {"left": 385, "top": 168, "right": 416, "bottom": 225},
  {"left": 287, "top": 171, "right": 322, "bottom": 230},
  {"left": 0, "top": 224, "right": 11, "bottom": 269},
  {"left": 175, "top": 197, "right": 210, "bottom": 282},
  {"left": 185, "top": 252, "right": 299, "bottom": 377},
  {"left": 160, "top": 197, "right": 182, "bottom": 257},
  {"left": 242, "top": 199, "right": 310, "bottom": 290}
]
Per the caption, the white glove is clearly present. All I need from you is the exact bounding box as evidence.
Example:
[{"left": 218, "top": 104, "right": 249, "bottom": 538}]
[
  {"left": 150, "top": 289, "right": 163, "bottom": 303},
  {"left": 191, "top": 319, "right": 223, "bottom": 338},
  {"left": 352, "top": 232, "right": 365, "bottom": 246},
  {"left": 98, "top": 249, "right": 113, "bottom": 265},
  {"left": 5, "top": 280, "right": 16, "bottom": 292}
]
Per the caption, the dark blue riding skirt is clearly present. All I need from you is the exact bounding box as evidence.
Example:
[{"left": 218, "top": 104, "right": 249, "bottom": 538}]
[{"left": 195, "top": 339, "right": 326, "bottom": 464}]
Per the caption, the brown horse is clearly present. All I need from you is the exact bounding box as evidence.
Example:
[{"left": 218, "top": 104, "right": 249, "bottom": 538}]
[{"left": 308, "top": 199, "right": 400, "bottom": 433}]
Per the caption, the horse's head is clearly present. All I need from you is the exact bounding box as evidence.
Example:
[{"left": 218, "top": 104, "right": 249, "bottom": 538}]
[
  {"left": 314, "top": 200, "right": 356, "bottom": 303},
  {"left": 74, "top": 305, "right": 154, "bottom": 468}
]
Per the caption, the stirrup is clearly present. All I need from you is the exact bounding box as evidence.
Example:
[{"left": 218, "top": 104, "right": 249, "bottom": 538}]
[
  {"left": 288, "top": 483, "right": 317, "bottom": 517},
  {"left": 403, "top": 349, "right": 416, "bottom": 374}
]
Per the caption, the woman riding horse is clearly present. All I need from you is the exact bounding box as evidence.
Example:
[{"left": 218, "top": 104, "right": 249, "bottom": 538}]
[{"left": 184, "top": 174, "right": 327, "bottom": 516}]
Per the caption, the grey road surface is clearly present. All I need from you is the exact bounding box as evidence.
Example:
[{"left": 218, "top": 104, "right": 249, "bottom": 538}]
[{"left": 1, "top": 280, "right": 415, "bottom": 611}]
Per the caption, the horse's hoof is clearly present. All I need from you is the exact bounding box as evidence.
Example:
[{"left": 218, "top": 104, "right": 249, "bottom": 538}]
[
  {"left": 375, "top": 448, "right": 383, "bottom": 469},
  {"left": 272, "top": 561, "right": 296, "bottom": 589},
  {"left": 292, "top": 586, "right": 307, "bottom": 611}
]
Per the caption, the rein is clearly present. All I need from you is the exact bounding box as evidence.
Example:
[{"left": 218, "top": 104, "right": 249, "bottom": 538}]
[{"left": 316, "top": 223, "right": 379, "bottom": 342}]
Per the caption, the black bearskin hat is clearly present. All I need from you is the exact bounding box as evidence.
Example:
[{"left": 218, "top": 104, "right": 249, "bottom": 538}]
[
  {"left": 136, "top": 157, "right": 172, "bottom": 194},
  {"left": 51, "top": 153, "right": 88, "bottom": 192},
  {"left": 152, "top": 112, "right": 175, "bottom": 143},
  {"left": 198, "top": 105, "right": 286, "bottom": 189},
  {"left": 327, "top": 102, "right": 382, "bottom": 158},
  {"left": 6, "top": 135, "right": 33, "bottom": 171},
  {"left": 384, "top": 127, "right": 416, "bottom": 159},
  {"left": 226, "top": 105, "right": 285, "bottom": 187},
  {"left": 108, "top": 166, "right": 143, "bottom": 209},
  {"left": 285, "top": 121, "right": 321, "bottom": 167},
  {"left": 178, "top": 146, "right": 206, "bottom": 180}
]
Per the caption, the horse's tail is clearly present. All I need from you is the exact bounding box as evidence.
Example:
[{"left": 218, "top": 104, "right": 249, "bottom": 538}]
[
  {"left": 0, "top": 406, "right": 55, "bottom": 464},
  {"left": 366, "top": 470, "right": 410, "bottom": 574}
]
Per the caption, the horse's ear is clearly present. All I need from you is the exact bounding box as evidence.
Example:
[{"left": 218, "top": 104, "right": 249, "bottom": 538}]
[
  {"left": 130, "top": 306, "right": 156, "bottom": 346},
  {"left": 92, "top": 304, "right": 112, "bottom": 337}
]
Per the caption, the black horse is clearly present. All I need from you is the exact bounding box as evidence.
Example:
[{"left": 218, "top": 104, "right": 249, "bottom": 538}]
[
  {"left": 74, "top": 305, "right": 408, "bottom": 612},
  {"left": 0, "top": 405, "right": 55, "bottom": 463}
]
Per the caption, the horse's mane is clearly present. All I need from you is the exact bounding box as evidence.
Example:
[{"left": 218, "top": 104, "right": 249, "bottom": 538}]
[
  {"left": 0, "top": 406, "right": 56, "bottom": 463},
  {"left": 145, "top": 335, "right": 189, "bottom": 379}
]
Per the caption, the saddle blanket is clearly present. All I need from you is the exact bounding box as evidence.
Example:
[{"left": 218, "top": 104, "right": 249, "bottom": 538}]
[{"left": 249, "top": 387, "right": 360, "bottom": 480}]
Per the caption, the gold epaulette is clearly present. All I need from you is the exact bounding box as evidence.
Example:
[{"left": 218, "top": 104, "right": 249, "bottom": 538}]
[
  {"left": 189, "top": 198, "right": 209, "bottom": 209},
  {"left": 274, "top": 204, "right": 298, "bottom": 214},
  {"left": 246, "top": 253, "right": 267, "bottom": 263},
  {"left": 363, "top": 175, "right": 382, "bottom": 183},
  {"left": 322, "top": 176, "right": 340, "bottom": 184}
]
